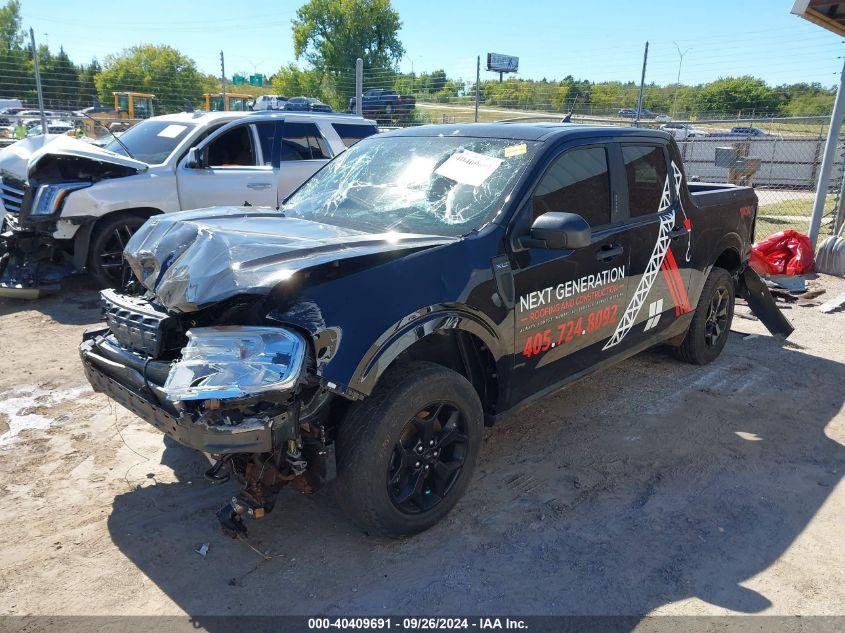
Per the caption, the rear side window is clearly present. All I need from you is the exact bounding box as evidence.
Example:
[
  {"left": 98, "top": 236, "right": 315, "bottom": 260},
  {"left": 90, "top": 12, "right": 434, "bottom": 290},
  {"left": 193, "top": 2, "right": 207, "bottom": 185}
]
[
  {"left": 332, "top": 123, "right": 378, "bottom": 147},
  {"left": 622, "top": 145, "right": 668, "bottom": 217},
  {"left": 281, "top": 122, "right": 331, "bottom": 161},
  {"left": 533, "top": 146, "right": 611, "bottom": 227}
]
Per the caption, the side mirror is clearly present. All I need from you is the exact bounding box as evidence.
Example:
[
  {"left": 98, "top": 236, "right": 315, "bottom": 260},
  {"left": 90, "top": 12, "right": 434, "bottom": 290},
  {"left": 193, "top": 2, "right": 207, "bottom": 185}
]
[
  {"left": 185, "top": 147, "right": 204, "bottom": 169},
  {"left": 523, "top": 212, "right": 591, "bottom": 250}
]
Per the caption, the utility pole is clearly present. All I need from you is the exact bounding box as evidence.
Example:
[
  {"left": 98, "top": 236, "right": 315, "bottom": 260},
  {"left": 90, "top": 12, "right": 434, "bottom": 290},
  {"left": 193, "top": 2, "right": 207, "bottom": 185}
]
[
  {"left": 809, "top": 56, "right": 845, "bottom": 246},
  {"left": 220, "top": 50, "right": 227, "bottom": 111},
  {"left": 475, "top": 55, "right": 480, "bottom": 123},
  {"left": 355, "top": 58, "right": 363, "bottom": 117},
  {"left": 671, "top": 42, "right": 691, "bottom": 119},
  {"left": 29, "top": 28, "right": 47, "bottom": 133},
  {"left": 635, "top": 41, "right": 648, "bottom": 128}
]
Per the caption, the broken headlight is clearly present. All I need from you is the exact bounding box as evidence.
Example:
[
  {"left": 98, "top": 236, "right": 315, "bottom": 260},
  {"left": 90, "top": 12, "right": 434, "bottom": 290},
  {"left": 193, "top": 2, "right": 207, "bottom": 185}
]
[
  {"left": 162, "top": 326, "right": 306, "bottom": 402},
  {"left": 30, "top": 182, "right": 91, "bottom": 216}
]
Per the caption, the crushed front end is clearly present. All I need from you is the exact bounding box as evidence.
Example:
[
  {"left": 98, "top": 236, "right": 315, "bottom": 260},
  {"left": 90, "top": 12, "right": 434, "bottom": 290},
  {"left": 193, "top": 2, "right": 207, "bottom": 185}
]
[
  {"left": 0, "top": 173, "right": 77, "bottom": 297},
  {"left": 79, "top": 288, "right": 334, "bottom": 537}
]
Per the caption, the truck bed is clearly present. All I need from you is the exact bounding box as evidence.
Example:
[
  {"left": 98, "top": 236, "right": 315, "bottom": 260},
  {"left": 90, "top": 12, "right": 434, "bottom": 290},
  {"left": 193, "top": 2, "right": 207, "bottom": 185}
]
[{"left": 688, "top": 182, "right": 756, "bottom": 209}]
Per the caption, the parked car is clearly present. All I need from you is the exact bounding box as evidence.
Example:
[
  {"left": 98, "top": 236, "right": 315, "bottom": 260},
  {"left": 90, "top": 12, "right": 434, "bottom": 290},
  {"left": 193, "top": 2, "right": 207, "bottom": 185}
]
[
  {"left": 618, "top": 107, "right": 658, "bottom": 119},
  {"left": 349, "top": 89, "right": 416, "bottom": 119},
  {"left": 283, "top": 97, "right": 333, "bottom": 113},
  {"left": 660, "top": 122, "right": 708, "bottom": 140},
  {"left": 0, "top": 106, "right": 27, "bottom": 126},
  {"left": 252, "top": 95, "right": 288, "bottom": 111},
  {"left": 78, "top": 122, "right": 789, "bottom": 539},
  {"left": 0, "top": 98, "right": 23, "bottom": 112},
  {"left": 26, "top": 120, "right": 76, "bottom": 136},
  {"left": 0, "top": 111, "right": 378, "bottom": 294},
  {"left": 726, "top": 126, "right": 771, "bottom": 137}
]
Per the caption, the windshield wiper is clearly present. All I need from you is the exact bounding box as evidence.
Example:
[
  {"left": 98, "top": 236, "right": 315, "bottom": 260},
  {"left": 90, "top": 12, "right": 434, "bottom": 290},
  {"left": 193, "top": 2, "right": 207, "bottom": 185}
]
[{"left": 78, "top": 112, "right": 135, "bottom": 160}]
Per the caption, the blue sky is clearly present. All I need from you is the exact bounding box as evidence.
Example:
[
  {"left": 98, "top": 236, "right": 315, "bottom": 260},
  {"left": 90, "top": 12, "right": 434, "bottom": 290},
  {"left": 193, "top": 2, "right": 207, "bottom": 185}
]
[{"left": 20, "top": 0, "right": 845, "bottom": 87}]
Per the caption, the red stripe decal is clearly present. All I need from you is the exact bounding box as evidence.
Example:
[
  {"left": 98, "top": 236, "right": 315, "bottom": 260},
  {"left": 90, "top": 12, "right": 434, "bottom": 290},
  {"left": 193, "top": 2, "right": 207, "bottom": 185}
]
[
  {"left": 664, "top": 249, "right": 692, "bottom": 314},
  {"left": 661, "top": 258, "right": 684, "bottom": 316}
]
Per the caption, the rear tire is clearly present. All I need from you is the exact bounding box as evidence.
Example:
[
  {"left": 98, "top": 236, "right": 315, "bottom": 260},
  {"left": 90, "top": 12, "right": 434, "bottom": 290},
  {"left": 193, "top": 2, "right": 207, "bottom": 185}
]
[
  {"left": 87, "top": 212, "right": 147, "bottom": 289},
  {"left": 674, "top": 266, "right": 735, "bottom": 365},
  {"left": 334, "top": 361, "right": 483, "bottom": 537}
]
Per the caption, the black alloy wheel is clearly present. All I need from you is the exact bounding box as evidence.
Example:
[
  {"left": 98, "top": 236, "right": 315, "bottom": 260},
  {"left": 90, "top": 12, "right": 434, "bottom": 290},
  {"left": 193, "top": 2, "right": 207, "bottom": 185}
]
[{"left": 387, "top": 402, "right": 469, "bottom": 514}]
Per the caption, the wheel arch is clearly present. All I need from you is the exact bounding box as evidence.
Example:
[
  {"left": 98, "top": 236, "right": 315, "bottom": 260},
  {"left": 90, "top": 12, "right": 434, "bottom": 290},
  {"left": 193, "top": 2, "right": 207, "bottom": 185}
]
[
  {"left": 350, "top": 308, "right": 505, "bottom": 419},
  {"left": 73, "top": 207, "right": 164, "bottom": 270}
]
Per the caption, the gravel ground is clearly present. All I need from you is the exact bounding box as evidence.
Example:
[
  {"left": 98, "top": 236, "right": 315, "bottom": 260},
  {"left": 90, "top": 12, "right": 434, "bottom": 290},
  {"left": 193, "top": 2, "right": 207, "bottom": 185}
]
[{"left": 0, "top": 274, "right": 843, "bottom": 620}]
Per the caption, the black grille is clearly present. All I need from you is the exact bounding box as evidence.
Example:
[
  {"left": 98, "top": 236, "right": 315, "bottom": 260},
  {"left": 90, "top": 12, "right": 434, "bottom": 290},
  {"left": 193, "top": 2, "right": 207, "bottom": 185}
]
[
  {"left": 101, "top": 289, "right": 181, "bottom": 358},
  {"left": 0, "top": 177, "right": 26, "bottom": 214}
]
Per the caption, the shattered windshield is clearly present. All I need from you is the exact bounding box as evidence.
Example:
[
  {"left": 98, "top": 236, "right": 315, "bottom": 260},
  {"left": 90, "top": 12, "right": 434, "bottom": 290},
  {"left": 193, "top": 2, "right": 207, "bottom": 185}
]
[
  {"left": 282, "top": 135, "right": 539, "bottom": 237},
  {"left": 105, "top": 120, "right": 197, "bottom": 164}
]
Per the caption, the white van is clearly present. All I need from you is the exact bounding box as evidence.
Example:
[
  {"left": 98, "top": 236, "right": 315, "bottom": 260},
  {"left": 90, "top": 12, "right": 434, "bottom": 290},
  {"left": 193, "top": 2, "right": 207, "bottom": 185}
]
[
  {"left": 0, "top": 111, "right": 378, "bottom": 293},
  {"left": 0, "top": 98, "right": 23, "bottom": 112}
]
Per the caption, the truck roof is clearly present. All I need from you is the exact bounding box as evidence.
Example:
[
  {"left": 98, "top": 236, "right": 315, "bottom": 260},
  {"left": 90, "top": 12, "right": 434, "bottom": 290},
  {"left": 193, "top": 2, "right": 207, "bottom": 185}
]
[{"left": 385, "top": 122, "right": 672, "bottom": 142}]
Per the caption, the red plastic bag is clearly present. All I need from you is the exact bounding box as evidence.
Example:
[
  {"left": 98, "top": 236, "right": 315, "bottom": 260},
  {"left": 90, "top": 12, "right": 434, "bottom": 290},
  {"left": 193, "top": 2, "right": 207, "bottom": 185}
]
[{"left": 750, "top": 230, "right": 815, "bottom": 276}]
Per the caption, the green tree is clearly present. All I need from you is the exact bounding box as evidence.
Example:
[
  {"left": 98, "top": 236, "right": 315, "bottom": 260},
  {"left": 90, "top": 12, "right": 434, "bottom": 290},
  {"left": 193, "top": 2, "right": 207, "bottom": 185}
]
[
  {"left": 95, "top": 45, "right": 206, "bottom": 113},
  {"left": 694, "top": 76, "right": 779, "bottom": 116},
  {"left": 0, "top": 0, "right": 31, "bottom": 102},
  {"left": 39, "top": 46, "right": 81, "bottom": 108},
  {"left": 77, "top": 59, "right": 101, "bottom": 107},
  {"left": 429, "top": 69, "right": 447, "bottom": 92},
  {"left": 292, "top": 0, "right": 404, "bottom": 74}
]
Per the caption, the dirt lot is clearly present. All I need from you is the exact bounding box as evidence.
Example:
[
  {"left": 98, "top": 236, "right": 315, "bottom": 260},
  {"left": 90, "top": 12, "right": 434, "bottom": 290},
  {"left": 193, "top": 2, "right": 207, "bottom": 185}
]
[{"left": 0, "top": 274, "right": 843, "bottom": 620}]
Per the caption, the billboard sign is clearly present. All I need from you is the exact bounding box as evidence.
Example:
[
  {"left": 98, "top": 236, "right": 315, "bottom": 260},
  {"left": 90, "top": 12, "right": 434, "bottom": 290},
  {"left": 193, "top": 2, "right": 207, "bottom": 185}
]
[{"left": 487, "top": 53, "right": 519, "bottom": 73}]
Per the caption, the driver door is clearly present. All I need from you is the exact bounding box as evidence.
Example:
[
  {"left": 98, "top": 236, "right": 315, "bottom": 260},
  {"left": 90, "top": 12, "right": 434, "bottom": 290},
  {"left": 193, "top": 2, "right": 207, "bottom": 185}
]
[
  {"left": 509, "top": 142, "right": 630, "bottom": 404},
  {"left": 177, "top": 121, "right": 278, "bottom": 209}
]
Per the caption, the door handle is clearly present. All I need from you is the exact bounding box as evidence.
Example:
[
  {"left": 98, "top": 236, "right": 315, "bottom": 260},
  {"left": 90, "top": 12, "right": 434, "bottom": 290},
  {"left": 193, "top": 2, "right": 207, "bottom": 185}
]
[
  {"left": 247, "top": 182, "right": 272, "bottom": 190},
  {"left": 668, "top": 226, "right": 688, "bottom": 240},
  {"left": 596, "top": 244, "right": 623, "bottom": 262}
]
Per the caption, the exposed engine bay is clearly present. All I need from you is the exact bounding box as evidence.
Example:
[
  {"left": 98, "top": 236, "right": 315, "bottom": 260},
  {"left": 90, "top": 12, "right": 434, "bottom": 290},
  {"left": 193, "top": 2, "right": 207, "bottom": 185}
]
[
  {"left": 0, "top": 136, "right": 146, "bottom": 296},
  {"left": 80, "top": 286, "right": 343, "bottom": 537}
]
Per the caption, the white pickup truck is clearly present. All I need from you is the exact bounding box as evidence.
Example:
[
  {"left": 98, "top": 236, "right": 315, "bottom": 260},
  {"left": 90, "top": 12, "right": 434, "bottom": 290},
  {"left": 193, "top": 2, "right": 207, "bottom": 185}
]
[{"left": 0, "top": 110, "right": 378, "bottom": 293}]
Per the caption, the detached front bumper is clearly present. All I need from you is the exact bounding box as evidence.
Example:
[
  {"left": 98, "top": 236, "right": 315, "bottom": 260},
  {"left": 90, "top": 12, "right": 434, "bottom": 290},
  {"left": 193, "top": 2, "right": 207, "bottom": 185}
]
[{"left": 79, "top": 332, "right": 273, "bottom": 453}]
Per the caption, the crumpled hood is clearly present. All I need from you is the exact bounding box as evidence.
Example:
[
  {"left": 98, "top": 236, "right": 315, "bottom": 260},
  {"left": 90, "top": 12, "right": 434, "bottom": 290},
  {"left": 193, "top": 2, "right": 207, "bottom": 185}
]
[
  {"left": 124, "top": 207, "right": 454, "bottom": 313},
  {"left": 0, "top": 134, "right": 148, "bottom": 179}
]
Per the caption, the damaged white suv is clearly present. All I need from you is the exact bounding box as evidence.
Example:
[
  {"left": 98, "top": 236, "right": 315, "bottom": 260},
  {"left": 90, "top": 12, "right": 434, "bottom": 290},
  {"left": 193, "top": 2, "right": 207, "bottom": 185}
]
[{"left": 0, "top": 110, "right": 377, "bottom": 295}]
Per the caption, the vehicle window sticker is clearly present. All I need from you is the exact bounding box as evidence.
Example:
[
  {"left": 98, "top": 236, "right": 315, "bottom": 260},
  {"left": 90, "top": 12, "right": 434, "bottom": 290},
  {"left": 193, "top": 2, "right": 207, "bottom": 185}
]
[
  {"left": 157, "top": 124, "right": 188, "bottom": 139},
  {"left": 504, "top": 143, "right": 527, "bottom": 158},
  {"left": 434, "top": 149, "right": 503, "bottom": 187}
]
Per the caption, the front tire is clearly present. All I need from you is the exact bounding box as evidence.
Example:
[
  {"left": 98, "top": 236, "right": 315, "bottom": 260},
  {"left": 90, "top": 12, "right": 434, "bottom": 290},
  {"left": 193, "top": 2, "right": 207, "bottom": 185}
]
[
  {"left": 334, "top": 361, "right": 483, "bottom": 537},
  {"left": 674, "top": 266, "right": 735, "bottom": 365},
  {"left": 87, "top": 212, "right": 147, "bottom": 289}
]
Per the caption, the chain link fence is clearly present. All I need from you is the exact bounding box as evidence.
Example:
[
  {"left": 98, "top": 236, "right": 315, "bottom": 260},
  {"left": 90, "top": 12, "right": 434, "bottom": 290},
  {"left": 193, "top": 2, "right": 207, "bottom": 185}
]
[{"left": 2, "top": 59, "right": 842, "bottom": 243}]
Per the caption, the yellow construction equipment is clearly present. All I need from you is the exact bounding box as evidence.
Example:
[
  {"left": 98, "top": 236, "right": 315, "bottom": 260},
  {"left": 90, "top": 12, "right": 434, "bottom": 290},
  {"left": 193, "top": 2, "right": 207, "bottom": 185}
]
[
  {"left": 204, "top": 93, "right": 252, "bottom": 112},
  {"left": 112, "top": 92, "right": 156, "bottom": 119}
]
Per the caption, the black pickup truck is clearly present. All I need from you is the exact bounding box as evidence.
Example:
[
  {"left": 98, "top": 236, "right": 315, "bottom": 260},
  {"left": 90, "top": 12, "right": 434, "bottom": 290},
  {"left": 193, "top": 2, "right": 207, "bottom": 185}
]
[
  {"left": 348, "top": 89, "right": 416, "bottom": 120},
  {"left": 79, "top": 123, "right": 790, "bottom": 538}
]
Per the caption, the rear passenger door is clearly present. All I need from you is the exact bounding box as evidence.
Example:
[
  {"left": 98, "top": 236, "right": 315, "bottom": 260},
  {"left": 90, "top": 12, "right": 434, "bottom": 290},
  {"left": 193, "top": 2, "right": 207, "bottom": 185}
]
[
  {"left": 509, "top": 143, "right": 629, "bottom": 403},
  {"left": 277, "top": 121, "right": 333, "bottom": 201},
  {"left": 601, "top": 143, "right": 693, "bottom": 353}
]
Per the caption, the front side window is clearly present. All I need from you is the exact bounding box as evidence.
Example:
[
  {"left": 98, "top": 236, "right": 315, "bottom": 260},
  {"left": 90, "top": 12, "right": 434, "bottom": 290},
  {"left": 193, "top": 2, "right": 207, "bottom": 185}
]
[
  {"left": 622, "top": 145, "right": 668, "bottom": 217},
  {"left": 280, "top": 122, "right": 331, "bottom": 161},
  {"left": 207, "top": 125, "right": 255, "bottom": 167},
  {"left": 533, "top": 146, "right": 611, "bottom": 227}
]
